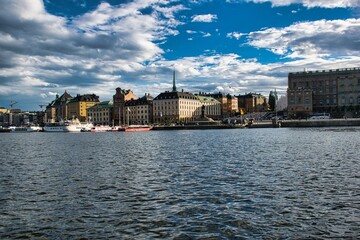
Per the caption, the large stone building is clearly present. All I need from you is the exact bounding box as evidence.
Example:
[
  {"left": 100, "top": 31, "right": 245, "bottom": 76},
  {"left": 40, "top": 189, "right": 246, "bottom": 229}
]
[
  {"left": 125, "top": 94, "right": 153, "bottom": 125},
  {"left": 45, "top": 91, "right": 72, "bottom": 123},
  {"left": 196, "top": 95, "right": 221, "bottom": 119},
  {"left": 67, "top": 94, "right": 100, "bottom": 122},
  {"left": 202, "top": 92, "right": 238, "bottom": 117},
  {"left": 87, "top": 101, "right": 113, "bottom": 125},
  {"left": 113, "top": 88, "right": 137, "bottom": 126},
  {"left": 287, "top": 67, "right": 360, "bottom": 117},
  {"left": 153, "top": 71, "right": 203, "bottom": 123},
  {"left": 237, "top": 93, "right": 267, "bottom": 113}
]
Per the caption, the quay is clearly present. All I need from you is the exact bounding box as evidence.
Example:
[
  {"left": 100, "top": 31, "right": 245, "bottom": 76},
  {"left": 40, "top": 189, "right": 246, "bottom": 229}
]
[{"left": 248, "top": 118, "right": 360, "bottom": 128}]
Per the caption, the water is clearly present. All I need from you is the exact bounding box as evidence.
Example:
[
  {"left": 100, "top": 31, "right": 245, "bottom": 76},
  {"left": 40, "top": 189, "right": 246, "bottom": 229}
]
[{"left": 0, "top": 128, "right": 359, "bottom": 239}]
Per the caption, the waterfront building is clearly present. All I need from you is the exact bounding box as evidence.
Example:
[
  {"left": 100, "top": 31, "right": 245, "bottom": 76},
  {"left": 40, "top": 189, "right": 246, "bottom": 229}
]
[
  {"left": 87, "top": 101, "right": 113, "bottom": 125},
  {"left": 195, "top": 95, "right": 221, "bottom": 119},
  {"left": 153, "top": 71, "right": 202, "bottom": 124},
  {"left": 153, "top": 91, "right": 201, "bottom": 124},
  {"left": 67, "top": 94, "right": 100, "bottom": 122},
  {"left": 237, "top": 93, "right": 268, "bottom": 113},
  {"left": 287, "top": 67, "right": 360, "bottom": 117},
  {"left": 45, "top": 91, "right": 72, "bottom": 123},
  {"left": 125, "top": 94, "right": 153, "bottom": 125},
  {"left": 113, "top": 88, "right": 137, "bottom": 126},
  {"left": 202, "top": 92, "right": 239, "bottom": 117}
]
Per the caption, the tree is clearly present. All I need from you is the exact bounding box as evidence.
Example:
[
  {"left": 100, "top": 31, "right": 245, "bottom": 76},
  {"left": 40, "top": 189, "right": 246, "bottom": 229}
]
[{"left": 268, "top": 90, "right": 277, "bottom": 111}]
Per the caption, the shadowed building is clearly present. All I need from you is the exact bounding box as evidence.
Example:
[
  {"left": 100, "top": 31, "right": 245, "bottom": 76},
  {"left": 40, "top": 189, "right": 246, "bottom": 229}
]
[
  {"left": 113, "top": 88, "right": 137, "bottom": 126},
  {"left": 125, "top": 94, "right": 153, "bottom": 125},
  {"left": 45, "top": 91, "right": 72, "bottom": 123},
  {"left": 237, "top": 93, "right": 268, "bottom": 113}
]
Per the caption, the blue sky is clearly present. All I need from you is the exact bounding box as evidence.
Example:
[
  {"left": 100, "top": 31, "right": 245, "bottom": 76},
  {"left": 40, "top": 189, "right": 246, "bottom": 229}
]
[{"left": 1, "top": 0, "right": 360, "bottom": 110}]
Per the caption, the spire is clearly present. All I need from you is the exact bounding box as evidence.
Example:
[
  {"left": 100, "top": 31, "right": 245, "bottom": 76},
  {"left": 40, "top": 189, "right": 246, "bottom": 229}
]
[{"left": 172, "top": 69, "right": 177, "bottom": 92}]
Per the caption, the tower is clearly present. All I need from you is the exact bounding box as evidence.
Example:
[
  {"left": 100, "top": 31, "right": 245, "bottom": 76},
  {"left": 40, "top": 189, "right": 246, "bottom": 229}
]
[{"left": 172, "top": 70, "right": 177, "bottom": 92}]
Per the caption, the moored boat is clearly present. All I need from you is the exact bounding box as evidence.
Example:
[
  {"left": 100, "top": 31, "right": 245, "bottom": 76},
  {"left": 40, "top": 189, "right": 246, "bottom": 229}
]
[
  {"left": 118, "top": 125, "right": 152, "bottom": 132},
  {"left": 43, "top": 122, "right": 65, "bottom": 132}
]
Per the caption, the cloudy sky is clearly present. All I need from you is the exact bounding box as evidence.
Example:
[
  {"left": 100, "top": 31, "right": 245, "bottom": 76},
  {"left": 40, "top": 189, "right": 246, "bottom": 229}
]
[{"left": 1, "top": 0, "right": 360, "bottom": 110}]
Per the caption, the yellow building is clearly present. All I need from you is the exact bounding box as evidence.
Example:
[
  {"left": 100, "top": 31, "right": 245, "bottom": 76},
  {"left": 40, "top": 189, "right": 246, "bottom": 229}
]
[{"left": 67, "top": 94, "right": 100, "bottom": 122}]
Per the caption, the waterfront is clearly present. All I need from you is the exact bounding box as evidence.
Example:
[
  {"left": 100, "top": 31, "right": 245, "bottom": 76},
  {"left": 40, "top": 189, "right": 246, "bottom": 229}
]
[{"left": 0, "top": 128, "right": 359, "bottom": 239}]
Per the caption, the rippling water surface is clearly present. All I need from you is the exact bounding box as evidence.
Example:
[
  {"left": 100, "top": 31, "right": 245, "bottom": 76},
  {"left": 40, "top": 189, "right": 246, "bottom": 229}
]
[{"left": 1, "top": 128, "right": 359, "bottom": 239}]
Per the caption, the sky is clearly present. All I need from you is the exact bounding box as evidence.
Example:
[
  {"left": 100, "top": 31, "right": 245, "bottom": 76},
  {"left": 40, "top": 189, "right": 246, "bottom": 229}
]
[{"left": 1, "top": 0, "right": 360, "bottom": 111}]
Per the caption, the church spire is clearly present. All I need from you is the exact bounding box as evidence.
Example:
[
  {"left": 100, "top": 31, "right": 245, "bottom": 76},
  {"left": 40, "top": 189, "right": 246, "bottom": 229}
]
[{"left": 172, "top": 69, "right": 177, "bottom": 92}]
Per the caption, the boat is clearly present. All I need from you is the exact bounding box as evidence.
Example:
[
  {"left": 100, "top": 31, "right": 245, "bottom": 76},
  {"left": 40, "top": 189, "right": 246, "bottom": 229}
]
[
  {"left": 0, "top": 127, "right": 11, "bottom": 133},
  {"left": 43, "top": 122, "right": 65, "bottom": 132},
  {"left": 64, "top": 119, "right": 93, "bottom": 132},
  {"left": 85, "top": 125, "right": 114, "bottom": 132},
  {"left": 9, "top": 126, "right": 42, "bottom": 132},
  {"left": 118, "top": 125, "right": 152, "bottom": 132}
]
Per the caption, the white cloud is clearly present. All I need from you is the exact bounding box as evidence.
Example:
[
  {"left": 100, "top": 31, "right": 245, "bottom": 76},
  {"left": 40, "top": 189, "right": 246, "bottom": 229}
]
[
  {"left": 243, "top": 0, "right": 360, "bottom": 8},
  {"left": 227, "top": 32, "right": 246, "bottom": 40},
  {"left": 191, "top": 14, "right": 218, "bottom": 22},
  {"left": 246, "top": 18, "right": 360, "bottom": 59}
]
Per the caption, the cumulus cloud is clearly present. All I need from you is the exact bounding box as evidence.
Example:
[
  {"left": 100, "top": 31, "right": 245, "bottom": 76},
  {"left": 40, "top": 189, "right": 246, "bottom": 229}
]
[
  {"left": 246, "top": 19, "right": 360, "bottom": 59},
  {"left": 191, "top": 14, "right": 217, "bottom": 22},
  {"left": 0, "top": 0, "right": 185, "bottom": 108},
  {"left": 227, "top": 32, "right": 246, "bottom": 40}
]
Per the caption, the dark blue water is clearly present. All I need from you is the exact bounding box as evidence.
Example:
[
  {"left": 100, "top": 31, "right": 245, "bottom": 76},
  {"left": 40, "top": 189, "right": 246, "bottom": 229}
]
[{"left": 0, "top": 128, "right": 359, "bottom": 239}]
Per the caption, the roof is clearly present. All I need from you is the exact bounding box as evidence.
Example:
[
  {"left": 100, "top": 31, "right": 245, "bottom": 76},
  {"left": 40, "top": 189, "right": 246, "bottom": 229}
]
[
  {"left": 196, "top": 95, "right": 220, "bottom": 103},
  {"left": 69, "top": 94, "right": 99, "bottom": 103},
  {"left": 154, "top": 91, "right": 197, "bottom": 100},
  {"left": 88, "top": 101, "right": 113, "bottom": 109},
  {"left": 126, "top": 94, "right": 154, "bottom": 106}
]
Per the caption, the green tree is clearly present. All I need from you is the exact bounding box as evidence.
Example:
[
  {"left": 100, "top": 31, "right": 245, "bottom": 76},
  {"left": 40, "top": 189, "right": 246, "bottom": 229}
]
[{"left": 268, "top": 90, "right": 277, "bottom": 111}]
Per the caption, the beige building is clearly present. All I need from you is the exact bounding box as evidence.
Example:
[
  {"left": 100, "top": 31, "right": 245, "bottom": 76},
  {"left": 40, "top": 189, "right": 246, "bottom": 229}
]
[
  {"left": 87, "top": 101, "right": 113, "bottom": 125},
  {"left": 153, "top": 91, "right": 202, "bottom": 124},
  {"left": 196, "top": 95, "right": 221, "bottom": 119},
  {"left": 125, "top": 94, "right": 153, "bottom": 125}
]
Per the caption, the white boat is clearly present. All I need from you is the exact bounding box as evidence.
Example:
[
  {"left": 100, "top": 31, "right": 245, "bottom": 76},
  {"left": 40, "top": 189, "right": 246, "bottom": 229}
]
[
  {"left": 86, "top": 125, "right": 114, "bottom": 132},
  {"left": 63, "top": 119, "right": 93, "bottom": 132},
  {"left": 43, "top": 123, "right": 65, "bottom": 132},
  {"left": 9, "top": 126, "right": 42, "bottom": 132}
]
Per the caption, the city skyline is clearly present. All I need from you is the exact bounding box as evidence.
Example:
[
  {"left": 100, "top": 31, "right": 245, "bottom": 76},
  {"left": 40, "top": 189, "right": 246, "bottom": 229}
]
[{"left": 1, "top": 0, "right": 360, "bottom": 110}]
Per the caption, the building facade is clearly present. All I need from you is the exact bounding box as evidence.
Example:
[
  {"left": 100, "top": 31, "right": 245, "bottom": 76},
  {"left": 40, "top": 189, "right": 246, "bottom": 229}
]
[
  {"left": 237, "top": 93, "right": 268, "bottom": 113},
  {"left": 125, "top": 94, "right": 153, "bottom": 125},
  {"left": 87, "top": 101, "right": 113, "bottom": 125},
  {"left": 67, "top": 94, "right": 100, "bottom": 122},
  {"left": 153, "top": 91, "right": 202, "bottom": 124},
  {"left": 45, "top": 91, "right": 72, "bottom": 123},
  {"left": 113, "top": 88, "right": 137, "bottom": 126},
  {"left": 288, "top": 67, "right": 360, "bottom": 117},
  {"left": 196, "top": 95, "right": 221, "bottom": 119},
  {"left": 202, "top": 92, "right": 238, "bottom": 117}
]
